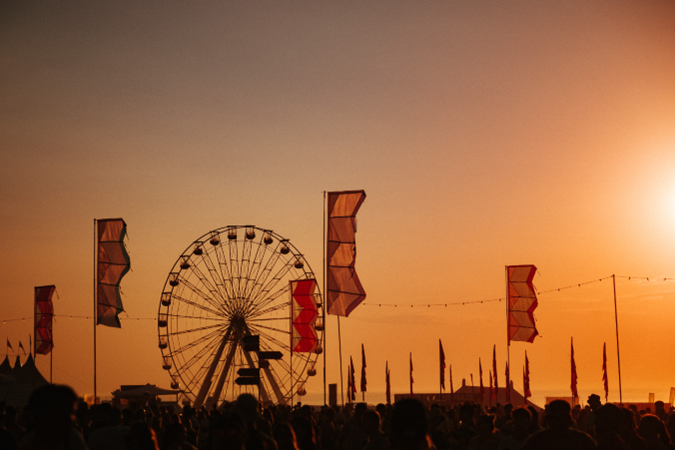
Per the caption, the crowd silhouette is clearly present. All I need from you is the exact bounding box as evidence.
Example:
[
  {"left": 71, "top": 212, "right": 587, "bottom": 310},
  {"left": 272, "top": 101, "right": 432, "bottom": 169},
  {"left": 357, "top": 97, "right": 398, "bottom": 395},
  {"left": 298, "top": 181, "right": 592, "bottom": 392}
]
[{"left": 2, "top": 385, "right": 675, "bottom": 450}]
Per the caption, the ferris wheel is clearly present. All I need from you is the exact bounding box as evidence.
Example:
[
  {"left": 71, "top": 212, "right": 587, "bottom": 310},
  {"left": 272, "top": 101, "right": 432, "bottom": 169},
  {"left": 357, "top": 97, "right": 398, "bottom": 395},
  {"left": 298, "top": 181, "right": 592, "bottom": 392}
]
[{"left": 157, "top": 225, "right": 324, "bottom": 407}]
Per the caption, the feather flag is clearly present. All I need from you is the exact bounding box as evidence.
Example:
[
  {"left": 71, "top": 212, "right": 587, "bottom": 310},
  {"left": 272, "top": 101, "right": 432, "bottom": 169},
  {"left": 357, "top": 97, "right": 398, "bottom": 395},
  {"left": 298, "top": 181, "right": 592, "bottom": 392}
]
[
  {"left": 524, "top": 351, "right": 531, "bottom": 402},
  {"left": 385, "top": 361, "right": 391, "bottom": 405},
  {"left": 347, "top": 362, "right": 353, "bottom": 402},
  {"left": 97, "top": 218, "right": 130, "bottom": 328},
  {"left": 290, "top": 279, "right": 319, "bottom": 353},
  {"left": 326, "top": 191, "right": 366, "bottom": 317},
  {"left": 571, "top": 338, "right": 579, "bottom": 402},
  {"left": 440, "top": 339, "right": 446, "bottom": 391},
  {"left": 360, "top": 344, "right": 367, "bottom": 394},
  {"left": 507, "top": 265, "right": 539, "bottom": 343},
  {"left": 410, "top": 352, "right": 414, "bottom": 397},
  {"left": 493, "top": 345, "right": 498, "bottom": 393},
  {"left": 479, "top": 358, "right": 485, "bottom": 402},
  {"left": 6, "top": 339, "right": 13, "bottom": 352},
  {"left": 34, "top": 285, "right": 55, "bottom": 355},
  {"left": 350, "top": 356, "right": 356, "bottom": 401},
  {"left": 523, "top": 364, "right": 528, "bottom": 406},
  {"left": 489, "top": 370, "right": 494, "bottom": 407},
  {"left": 602, "top": 342, "right": 609, "bottom": 402},
  {"left": 18, "top": 341, "right": 26, "bottom": 356}
]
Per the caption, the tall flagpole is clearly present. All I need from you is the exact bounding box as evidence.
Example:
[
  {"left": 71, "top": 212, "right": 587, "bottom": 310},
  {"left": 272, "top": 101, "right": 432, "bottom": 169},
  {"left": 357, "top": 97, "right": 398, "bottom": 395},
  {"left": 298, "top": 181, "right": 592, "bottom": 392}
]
[
  {"left": 612, "top": 274, "right": 623, "bottom": 404},
  {"left": 323, "top": 191, "right": 327, "bottom": 406},
  {"left": 439, "top": 340, "right": 443, "bottom": 402},
  {"left": 505, "top": 266, "right": 511, "bottom": 403},
  {"left": 50, "top": 326, "right": 53, "bottom": 383},
  {"left": 290, "top": 344, "right": 294, "bottom": 407},
  {"left": 338, "top": 316, "right": 344, "bottom": 407},
  {"left": 93, "top": 219, "right": 97, "bottom": 403}
]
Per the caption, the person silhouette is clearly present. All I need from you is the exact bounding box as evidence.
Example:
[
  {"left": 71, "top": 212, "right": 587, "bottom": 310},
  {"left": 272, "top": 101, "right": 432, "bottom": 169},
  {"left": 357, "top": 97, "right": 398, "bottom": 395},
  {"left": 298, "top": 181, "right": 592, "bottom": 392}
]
[
  {"left": 19, "top": 384, "right": 87, "bottom": 450},
  {"left": 520, "top": 400, "right": 596, "bottom": 450}
]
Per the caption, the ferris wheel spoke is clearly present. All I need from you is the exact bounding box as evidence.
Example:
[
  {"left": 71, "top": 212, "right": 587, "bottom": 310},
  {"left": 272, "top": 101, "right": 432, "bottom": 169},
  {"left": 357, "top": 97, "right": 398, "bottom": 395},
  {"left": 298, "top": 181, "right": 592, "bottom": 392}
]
[
  {"left": 249, "top": 300, "right": 291, "bottom": 319},
  {"left": 250, "top": 323, "right": 290, "bottom": 337},
  {"left": 227, "top": 238, "right": 243, "bottom": 299},
  {"left": 249, "top": 326, "right": 291, "bottom": 352},
  {"left": 168, "top": 328, "right": 224, "bottom": 357},
  {"left": 211, "top": 238, "right": 237, "bottom": 301},
  {"left": 182, "top": 255, "right": 230, "bottom": 307},
  {"left": 248, "top": 314, "right": 291, "bottom": 322},
  {"left": 172, "top": 294, "right": 226, "bottom": 319},
  {"left": 177, "top": 337, "right": 229, "bottom": 392},
  {"left": 246, "top": 239, "right": 284, "bottom": 303},
  {"left": 238, "top": 236, "right": 254, "bottom": 299},
  {"left": 257, "top": 258, "right": 297, "bottom": 300},
  {"left": 168, "top": 313, "right": 224, "bottom": 321},
  {"left": 171, "top": 323, "right": 225, "bottom": 336},
  {"left": 240, "top": 235, "right": 268, "bottom": 300},
  {"left": 248, "top": 284, "right": 289, "bottom": 317},
  {"left": 195, "top": 240, "right": 229, "bottom": 294},
  {"left": 248, "top": 260, "right": 296, "bottom": 310},
  {"left": 173, "top": 328, "right": 225, "bottom": 381},
  {"left": 175, "top": 275, "right": 225, "bottom": 315}
]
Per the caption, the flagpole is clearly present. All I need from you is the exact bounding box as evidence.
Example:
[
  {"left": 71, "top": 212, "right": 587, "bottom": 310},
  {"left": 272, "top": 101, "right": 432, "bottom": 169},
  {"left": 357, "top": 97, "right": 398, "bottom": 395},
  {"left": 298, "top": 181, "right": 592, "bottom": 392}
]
[
  {"left": 50, "top": 322, "right": 53, "bottom": 383},
  {"left": 290, "top": 346, "right": 294, "bottom": 407},
  {"left": 506, "top": 266, "right": 511, "bottom": 403},
  {"left": 33, "top": 290, "right": 36, "bottom": 358},
  {"left": 322, "top": 191, "right": 327, "bottom": 406},
  {"left": 612, "top": 274, "right": 623, "bottom": 404},
  {"left": 93, "top": 219, "right": 97, "bottom": 404},
  {"left": 338, "top": 316, "right": 344, "bottom": 407}
]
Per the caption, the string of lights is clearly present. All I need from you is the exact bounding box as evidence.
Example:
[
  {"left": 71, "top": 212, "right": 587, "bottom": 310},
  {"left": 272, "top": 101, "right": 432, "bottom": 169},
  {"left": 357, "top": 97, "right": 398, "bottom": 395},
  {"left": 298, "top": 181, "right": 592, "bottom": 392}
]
[
  {"left": 2, "top": 275, "right": 673, "bottom": 321},
  {"left": 362, "top": 274, "right": 675, "bottom": 308},
  {"left": 1, "top": 315, "right": 157, "bottom": 324}
]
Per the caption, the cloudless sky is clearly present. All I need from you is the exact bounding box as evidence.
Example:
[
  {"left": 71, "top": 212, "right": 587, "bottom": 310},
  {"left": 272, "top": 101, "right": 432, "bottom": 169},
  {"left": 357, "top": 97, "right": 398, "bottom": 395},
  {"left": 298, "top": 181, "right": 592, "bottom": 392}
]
[{"left": 2, "top": 0, "right": 675, "bottom": 406}]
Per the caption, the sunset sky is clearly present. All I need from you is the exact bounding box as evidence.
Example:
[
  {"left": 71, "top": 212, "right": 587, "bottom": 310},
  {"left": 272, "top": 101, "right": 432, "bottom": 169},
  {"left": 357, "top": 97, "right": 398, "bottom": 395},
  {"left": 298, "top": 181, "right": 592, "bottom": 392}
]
[{"left": 2, "top": 1, "right": 675, "bottom": 406}]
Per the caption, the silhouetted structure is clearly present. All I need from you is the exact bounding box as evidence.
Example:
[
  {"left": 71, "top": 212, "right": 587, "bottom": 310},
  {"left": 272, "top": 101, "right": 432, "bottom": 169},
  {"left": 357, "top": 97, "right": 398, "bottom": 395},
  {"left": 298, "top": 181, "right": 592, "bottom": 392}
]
[{"left": 0, "top": 354, "right": 48, "bottom": 406}]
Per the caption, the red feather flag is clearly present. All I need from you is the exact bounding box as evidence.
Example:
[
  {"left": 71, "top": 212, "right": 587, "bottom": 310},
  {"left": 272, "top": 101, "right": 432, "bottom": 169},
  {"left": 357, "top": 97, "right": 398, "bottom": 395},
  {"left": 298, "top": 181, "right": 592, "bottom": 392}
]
[
  {"left": 489, "top": 370, "right": 494, "bottom": 407},
  {"left": 360, "top": 344, "right": 367, "bottom": 394},
  {"left": 493, "top": 345, "right": 498, "bottom": 393},
  {"left": 571, "top": 338, "right": 579, "bottom": 402},
  {"left": 523, "top": 351, "right": 531, "bottom": 403},
  {"left": 440, "top": 339, "right": 446, "bottom": 391},
  {"left": 350, "top": 356, "right": 356, "bottom": 401},
  {"left": 385, "top": 361, "right": 391, "bottom": 405},
  {"left": 410, "top": 352, "right": 414, "bottom": 397},
  {"left": 290, "top": 279, "right": 319, "bottom": 353},
  {"left": 479, "top": 358, "right": 485, "bottom": 402},
  {"left": 347, "top": 360, "right": 352, "bottom": 402},
  {"left": 602, "top": 342, "right": 609, "bottom": 402}
]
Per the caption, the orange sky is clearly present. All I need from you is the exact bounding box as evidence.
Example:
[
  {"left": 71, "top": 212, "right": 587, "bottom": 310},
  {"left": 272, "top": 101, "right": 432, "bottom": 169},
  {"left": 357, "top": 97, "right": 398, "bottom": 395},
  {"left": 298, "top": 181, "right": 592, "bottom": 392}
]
[{"left": 2, "top": 1, "right": 675, "bottom": 407}]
